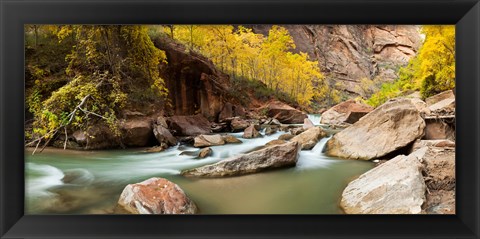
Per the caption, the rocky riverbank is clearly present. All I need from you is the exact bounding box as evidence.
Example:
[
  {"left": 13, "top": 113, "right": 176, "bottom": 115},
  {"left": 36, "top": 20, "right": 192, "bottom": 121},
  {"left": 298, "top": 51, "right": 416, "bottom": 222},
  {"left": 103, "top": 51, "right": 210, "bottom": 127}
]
[{"left": 114, "top": 90, "right": 455, "bottom": 215}]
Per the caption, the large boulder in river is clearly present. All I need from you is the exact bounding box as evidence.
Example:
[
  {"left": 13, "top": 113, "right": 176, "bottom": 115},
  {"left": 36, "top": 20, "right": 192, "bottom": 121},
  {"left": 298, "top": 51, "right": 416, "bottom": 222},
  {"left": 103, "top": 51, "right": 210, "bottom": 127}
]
[
  {"left": 194, "top": 134, "right": 225, "bottom": 147},
  {"left": 120, "top": 118, "right": 154, "bottom": 147},
  {"left": 117, "top": 177, "right": 197, "bottom": 214},
  {"left": 243, "top": 125, "right": 260, "bottom": 139},
  {"left": 326, "top": 99, "right": 426, "bottom": 160},
  {"left": 263, "top": 101, "right": 307, "bottom": 124},
  {"left": 153, "top": 125, "right": 177, "bottom": 146},
  {"left": 181, "top": 142, "right": 300, "bottom": 177},
  {"left": 340, "top": 148, "right": 427, "bottom": 214},
  {"left": 167, "top": 115, "right": 211, "bottom": 136},
  {"left": 290, "top": 127, "right": 327, "bottom": 150},
  {"left": 320, "top": 99, "right": 373, "bottom": 125}
]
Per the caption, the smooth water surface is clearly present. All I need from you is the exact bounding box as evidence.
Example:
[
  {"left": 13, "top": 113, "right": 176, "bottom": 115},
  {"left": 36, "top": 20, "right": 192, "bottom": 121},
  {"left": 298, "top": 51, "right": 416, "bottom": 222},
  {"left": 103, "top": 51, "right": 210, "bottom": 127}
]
[{"left": 25, "top": 117, "right": 373, "bottom": 214}]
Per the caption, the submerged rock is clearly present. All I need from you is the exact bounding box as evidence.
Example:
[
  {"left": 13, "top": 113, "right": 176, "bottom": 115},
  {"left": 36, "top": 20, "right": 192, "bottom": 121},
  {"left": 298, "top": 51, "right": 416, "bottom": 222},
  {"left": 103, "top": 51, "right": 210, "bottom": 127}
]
[
  {"left": 117, "top": 177, "right": 197, "bottom": 214},
  {"left": 198, "top": 147, "right": 213, "bottom": 158},
  {"left": 340, "top": 148, "right": 427, "bottom": 214},
  {"left": 194, "top": 134, "right": 225, "bottom": 147},
  {"left": 326, "top": 99, "right": 426, "bottom": 160},
  {"left": 181, "top": 142, "right": 300, "bottom": 177},
  {"left": 290, "top": 127, "right": 327, "bottom": 150}
]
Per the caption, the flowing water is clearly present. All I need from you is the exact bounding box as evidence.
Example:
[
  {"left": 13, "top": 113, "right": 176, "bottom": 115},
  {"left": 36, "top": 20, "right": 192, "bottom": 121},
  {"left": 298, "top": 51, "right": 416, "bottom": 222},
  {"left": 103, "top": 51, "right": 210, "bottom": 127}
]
[{"left": 25, "top": 115, "right": 373, "bottom": 214}]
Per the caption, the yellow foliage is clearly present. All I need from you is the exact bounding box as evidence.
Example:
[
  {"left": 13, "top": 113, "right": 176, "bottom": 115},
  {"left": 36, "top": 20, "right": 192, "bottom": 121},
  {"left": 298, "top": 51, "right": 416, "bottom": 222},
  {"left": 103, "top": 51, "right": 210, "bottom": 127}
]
[{"left": 168, "top": 25, "right": 324, "bottom": 106}]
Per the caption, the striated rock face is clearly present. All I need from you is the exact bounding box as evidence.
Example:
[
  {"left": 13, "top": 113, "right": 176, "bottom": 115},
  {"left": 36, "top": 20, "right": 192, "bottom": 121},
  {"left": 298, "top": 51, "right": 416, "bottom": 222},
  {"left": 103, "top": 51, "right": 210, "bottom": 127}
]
[
  {"left": 117, "top": 177, "right": 197, "bottom": 214},
  {"left": 181, "top": 142, "right": 299, "bottom": 177},
  {"left": 320, "top": 99, "right": 373, "bottom": 125},
  {"left": 290, "top": 127, "right": 327, "bottom": 150},
  {"left": 251, "top": 25, "right": 422, "bottom": 97},
  {"left": 326, "top": 99, "right": 425, "bottom": 160},
  {"left": 340, "top": 148, "right": 427, "bottom": 214},
  {"left": 264, "top": 101, "right": 307, "bottom": 124},
  {"left": 154, "top": 37, "right": 238, "bottom": 121},
  {"left": 167, "top": 115, "right": 211, "bottom": 136}
]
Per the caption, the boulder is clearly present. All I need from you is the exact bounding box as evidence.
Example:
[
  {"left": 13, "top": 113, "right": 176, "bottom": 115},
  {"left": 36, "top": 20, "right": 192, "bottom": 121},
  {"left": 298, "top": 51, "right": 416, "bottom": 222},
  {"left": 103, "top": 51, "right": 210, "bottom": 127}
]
[
  {"left": 153, "top": 125, "right": 177, "bottom": 146},
  {"left": 289, "top": 127, "right": 305, "bottom": 136},
  {"left": 424, "top": 119, "right": 455, "bottom": 140},
  {"left": 326, "top": 99, "right": 426, "bottom": 160},
  {"left": 421, "top": 147, "right": 455, "bottom": 214},
  {"left": 411, "top": 139, "right": 455, "bottom": 152},
  {"left": 243, "top": 125, "right": 260, "bottom": 139},
  {"left": 426, "top": 90, "right": 455, "bottom": 115},
  {"left": 72, "top": 124, "right": 118, "bottom": 149},
  {"left": 320, "top": 99, "right": 373, "bottom": 125},
  {"left": 120, "top": 119, "right": 154, "bottom": 147},
  {"left": 290, "top": 127, "right": 327, "bottom": 150},
  {"left": 181, "top": 142, "right": 300, "bottom": 177},
  {"left": 230, "top": 117, "right": 250, "bottom": 132},
  {"left": 117, "top": 177, "right": 197, "bottom": 214},
  {"left": 155, "top": 116, "right": 169, "bottom": 128},
  {"left": 426, "top": 90, "right": 454, "bottom": 106},
  {"left": 198, "top": 147, "right": 213, "bottom": 158},
  {"left": 278, "top": 133, "right": 294, "bottom": 141},
  {"left": 167, "top": 115, "right": 211, "bottom": 136},
  {"left": 406, "top": 98, "right": 431, "bottom": 116},
  {"left": 265, "top": 139, "right": 287, "bottom": 146},
  {"left": 264, "top": 126, "right": 278, "bottom": 135},
  {"left": 303, "top": 118, "right": 315, "bottom": 129},
  {"left": 222, "top": 135, "right": 242, "bottom": 144},
  {"left": 194, "top": 134, "right": 226, "bottom": 147},
  {"left": 340, "top": 148, "right": 427, "bottom": 214},
  {"left": 264, "top": 101, "right": 307, "bottom": 124}
]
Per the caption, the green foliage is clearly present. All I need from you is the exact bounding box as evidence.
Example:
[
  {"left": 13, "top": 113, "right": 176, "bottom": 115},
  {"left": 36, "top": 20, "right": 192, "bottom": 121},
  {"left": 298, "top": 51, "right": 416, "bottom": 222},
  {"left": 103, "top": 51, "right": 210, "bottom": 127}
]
[{"left": 25, "top": 25, "right": 168, "bottom": 140}]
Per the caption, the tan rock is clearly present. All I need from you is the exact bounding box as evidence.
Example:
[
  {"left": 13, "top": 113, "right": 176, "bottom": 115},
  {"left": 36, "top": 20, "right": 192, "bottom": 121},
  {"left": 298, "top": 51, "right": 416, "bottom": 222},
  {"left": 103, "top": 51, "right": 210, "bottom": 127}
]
[
  {"left": 326, "top": 99, "right": 425, "bottom": 160},
  {"left": 222, "top": 135, "right": 242, "bottom": 144},
  {"left": 265, "top": 139, "right": 287, "bottom": 146},
  {"left": 194, "top": 134, "right": 225, "bottom": 147},
  {"left": 181, "top": 142, "right": 299, "bottom": 177},
  {"left": 320, "top": 99, "right": 373, "bottom": 125},
  {"left": 198, "top": 147, "right": 213, "bottom": 158},
  {"left": 340, "top": 148, "right": 427, "bottom": 214},
  {"left": 243, "top": 125, "right": 260, "bottom": 139},
  {"left": 263, "top": 101, "right": 307, "bottom": 124},
  {"left": 291, "top": 127, "right": 327, "bottom": 150}
]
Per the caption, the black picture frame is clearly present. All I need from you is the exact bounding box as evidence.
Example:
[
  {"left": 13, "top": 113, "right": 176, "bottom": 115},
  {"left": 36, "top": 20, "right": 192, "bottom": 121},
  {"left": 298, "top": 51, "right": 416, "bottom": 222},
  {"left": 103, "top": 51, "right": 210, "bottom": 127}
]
[{"left": 1, "top": 0, "right": 479, "bottom": 238}]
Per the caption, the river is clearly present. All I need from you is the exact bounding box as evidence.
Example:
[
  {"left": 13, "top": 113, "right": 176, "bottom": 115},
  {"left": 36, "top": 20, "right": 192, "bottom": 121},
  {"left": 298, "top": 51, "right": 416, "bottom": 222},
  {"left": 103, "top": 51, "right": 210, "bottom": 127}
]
[{"left": 25, "top": 115, "right": 373, "bottom": 214}]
